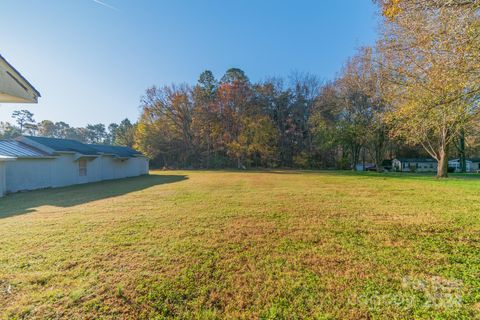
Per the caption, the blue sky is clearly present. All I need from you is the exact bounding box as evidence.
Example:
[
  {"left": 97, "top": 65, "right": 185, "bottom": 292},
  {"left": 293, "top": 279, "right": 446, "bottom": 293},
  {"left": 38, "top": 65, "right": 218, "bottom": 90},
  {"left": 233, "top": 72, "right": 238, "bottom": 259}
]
[{"left": 0, "top": 0, "right": 379, "bottom": 127}]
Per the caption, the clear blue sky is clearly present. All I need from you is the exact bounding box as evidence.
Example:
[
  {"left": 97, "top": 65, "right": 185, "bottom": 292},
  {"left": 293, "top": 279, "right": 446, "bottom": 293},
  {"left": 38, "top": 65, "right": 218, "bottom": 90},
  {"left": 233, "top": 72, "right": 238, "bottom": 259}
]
[{"left": 0, "top": 0, "right": 379, "bottom": 127}]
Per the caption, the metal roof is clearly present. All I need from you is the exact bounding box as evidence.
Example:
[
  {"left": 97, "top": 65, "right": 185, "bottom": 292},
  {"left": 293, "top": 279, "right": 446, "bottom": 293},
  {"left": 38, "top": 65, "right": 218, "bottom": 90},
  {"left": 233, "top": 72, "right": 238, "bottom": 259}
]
[
  {"left": 449, "top": 158, "right": 473, "bottom": 163},
  {"left": 89, "top": 144, "right": 143, "bottom": 158},
  {"left": 394, "top": 158, "right": 437, "bottom": 163},
  {"left": 0, "top": 140, "right": 51, "bottom": 158},
  {"left": 21, "top": 136, "right": 144, "bottom": 158},
  {"left": 24, "top": 136, "right": 99, "bottom": 155}
]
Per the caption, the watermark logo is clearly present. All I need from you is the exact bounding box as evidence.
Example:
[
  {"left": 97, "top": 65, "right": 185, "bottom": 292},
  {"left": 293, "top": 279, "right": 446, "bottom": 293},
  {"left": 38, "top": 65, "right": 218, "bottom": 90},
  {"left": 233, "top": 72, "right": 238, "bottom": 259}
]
[{"left": 350, "top": 276, "right": 464, "bottom": 311}]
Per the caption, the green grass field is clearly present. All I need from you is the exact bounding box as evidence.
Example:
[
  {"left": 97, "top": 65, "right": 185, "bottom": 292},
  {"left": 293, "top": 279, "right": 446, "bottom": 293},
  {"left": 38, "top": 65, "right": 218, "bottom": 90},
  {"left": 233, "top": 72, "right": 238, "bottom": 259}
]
[{"left": 1, "top": 170, "right": 480, "bottom": 319}]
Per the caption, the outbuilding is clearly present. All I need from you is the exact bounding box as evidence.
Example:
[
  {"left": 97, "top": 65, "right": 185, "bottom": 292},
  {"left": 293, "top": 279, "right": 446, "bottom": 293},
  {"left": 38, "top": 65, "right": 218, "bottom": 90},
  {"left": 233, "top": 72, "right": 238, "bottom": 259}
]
[
  {"left": 392, "top": 158, "right": 437, "bottom": 172},
  {"left": 448, "top": 159, "right": 474, "bottom": 173},
  {"left": 470, "top": 159, "right": 480, "bottom": 173},
  {"left": 0, "top": 136, "right": 149, "bottom": 197}
]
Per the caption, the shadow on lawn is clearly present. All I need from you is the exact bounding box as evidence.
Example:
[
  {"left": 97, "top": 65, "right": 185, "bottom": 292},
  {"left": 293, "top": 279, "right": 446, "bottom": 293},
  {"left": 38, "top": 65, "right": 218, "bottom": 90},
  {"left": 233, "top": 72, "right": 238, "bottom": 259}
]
[{"left": 0, "top": 174, "right": 187, "bottom": 219}]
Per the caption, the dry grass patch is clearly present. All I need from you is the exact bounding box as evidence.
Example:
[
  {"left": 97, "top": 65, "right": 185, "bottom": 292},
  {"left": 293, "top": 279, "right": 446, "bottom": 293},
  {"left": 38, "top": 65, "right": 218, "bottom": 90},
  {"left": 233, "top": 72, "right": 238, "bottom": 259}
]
[{"left": 0, "top": 170, "right": 479, "bottom": 319}]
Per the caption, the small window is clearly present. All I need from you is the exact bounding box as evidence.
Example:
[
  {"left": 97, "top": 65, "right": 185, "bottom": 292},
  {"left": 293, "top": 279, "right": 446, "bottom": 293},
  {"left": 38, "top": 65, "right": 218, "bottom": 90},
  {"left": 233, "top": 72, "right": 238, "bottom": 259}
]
[{"left": 79, "top": 159, "right": 87, "bottom": 176}]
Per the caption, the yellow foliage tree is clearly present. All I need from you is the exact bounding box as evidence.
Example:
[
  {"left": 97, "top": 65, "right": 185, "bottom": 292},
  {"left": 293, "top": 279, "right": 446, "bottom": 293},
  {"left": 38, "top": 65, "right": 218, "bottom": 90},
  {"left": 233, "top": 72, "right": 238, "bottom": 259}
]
[{"left": 377, "top": 0, "right": 480, "bottom": 177}]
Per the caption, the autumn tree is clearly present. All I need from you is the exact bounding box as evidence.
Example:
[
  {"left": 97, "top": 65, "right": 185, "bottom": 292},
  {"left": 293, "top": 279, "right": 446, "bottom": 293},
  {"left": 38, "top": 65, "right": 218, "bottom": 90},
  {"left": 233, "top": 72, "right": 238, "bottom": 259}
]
[
  {"left": 377, "top": 0, "right": 480, "bottom": 19},
  {"left": 377, "top": 0, "right": 480, "bottom": 177},
  {"left": 192, "top": 70, "right": 218, "bottom": 167},
  {"left": 254, "top": 79, "right": 292, "bottom": 166},
  {"left": 310, "top": 82, "right": 344, "bottom": 168},
  {"left": 288, "top": 73, "right": 321, "bottom": 167},
  {"left": 213, "top": 68, "right": 253, "bottom": 168},
  {"left": 340, "top": 47, "right": 389, "bottom": 171},
  {"left": 136, "top": 85, "right": 195, "bottom": 166}
]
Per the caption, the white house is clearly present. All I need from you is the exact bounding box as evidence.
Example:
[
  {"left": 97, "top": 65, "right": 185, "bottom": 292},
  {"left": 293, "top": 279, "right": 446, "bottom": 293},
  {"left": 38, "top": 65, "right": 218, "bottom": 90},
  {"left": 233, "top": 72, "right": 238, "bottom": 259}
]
[
  {"left": 448, "top": 159, "right": 473, "bottom": 173},
  {"left": 471, "top": 159, "right": 480, "bottom": 172},
  {"left": 0, "top": 136, "right": 149, "bottom": 197},
  {"left": 392, "top": 158, "right": 437, "bottom": 172},
  {"left": 0, "top": 54, "right": 40, "bottom": 103}
]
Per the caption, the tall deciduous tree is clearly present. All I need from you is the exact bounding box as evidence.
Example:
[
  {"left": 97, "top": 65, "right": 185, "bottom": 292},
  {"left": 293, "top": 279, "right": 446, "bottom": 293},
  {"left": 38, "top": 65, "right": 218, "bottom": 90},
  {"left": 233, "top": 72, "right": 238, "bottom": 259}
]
[
  {"left": 340, "top": 47, "right": 389, "bottom": 171},
  {"left": 377, "top": 0, "right": 480, "bottom": 177},
  {"left": 137, "top": 85, "right": 195, "bottom": 166}
]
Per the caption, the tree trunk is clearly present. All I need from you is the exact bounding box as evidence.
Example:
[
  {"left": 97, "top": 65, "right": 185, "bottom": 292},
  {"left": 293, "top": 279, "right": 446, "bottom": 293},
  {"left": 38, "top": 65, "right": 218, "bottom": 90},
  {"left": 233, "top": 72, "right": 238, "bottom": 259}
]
[
  {"left": 459, "top": 128, "right": 466, "bottom": 173},
  {"left": 362, "top": 148, "right": 366, "bottom": 172},
  {"left": 375, "top": 128, "right": 386, "bottom": 173},
  {"left": 162, "top": 155, "right": 168, "bottom": 169},
  {"left": 437, "top": 147, "right": 449, "bottom": 178},
  {"left": 375, "top": 157, "right": 383, "bottom": 173},
  {"left": 351, "top": 144, "right": 361, "bottom": 171}
]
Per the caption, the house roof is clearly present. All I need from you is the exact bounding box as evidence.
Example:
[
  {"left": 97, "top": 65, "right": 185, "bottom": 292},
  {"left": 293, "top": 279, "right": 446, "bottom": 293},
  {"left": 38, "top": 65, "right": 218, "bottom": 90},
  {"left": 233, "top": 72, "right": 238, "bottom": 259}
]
[
  {"left": 0, "top": 140, "right": 51, "bottom": 158},
  {"left": 89, "top": 144, "right": 143, "bottom": 158},
  {"left": 23, "top": 136, "right": 99, "bottom": 156},
  {"left": 20, "top": 136, "right": 144, "bottom": 159},
  {"left": 394, "top": 158, "right": 437, "bottom": 163},
  {"left": 449, "top": 158, "right": 473, "bottom": 163},
  {"left": 0, "top": 54, "right": 41, "bottom": 103}
]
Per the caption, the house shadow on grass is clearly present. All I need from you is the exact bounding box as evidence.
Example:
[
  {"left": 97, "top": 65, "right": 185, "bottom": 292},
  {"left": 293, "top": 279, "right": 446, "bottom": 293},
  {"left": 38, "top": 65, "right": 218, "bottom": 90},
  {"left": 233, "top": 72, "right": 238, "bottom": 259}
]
[{"left": 0, "top": 174, "right": 188, "bottom": 219}]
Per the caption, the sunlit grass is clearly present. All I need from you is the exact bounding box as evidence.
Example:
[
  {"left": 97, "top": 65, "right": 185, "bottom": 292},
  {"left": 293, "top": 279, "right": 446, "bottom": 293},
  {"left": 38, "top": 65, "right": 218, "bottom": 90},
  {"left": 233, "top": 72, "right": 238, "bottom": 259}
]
[{"left": 1, "top": 170, "right": 480, "bottom": 319}]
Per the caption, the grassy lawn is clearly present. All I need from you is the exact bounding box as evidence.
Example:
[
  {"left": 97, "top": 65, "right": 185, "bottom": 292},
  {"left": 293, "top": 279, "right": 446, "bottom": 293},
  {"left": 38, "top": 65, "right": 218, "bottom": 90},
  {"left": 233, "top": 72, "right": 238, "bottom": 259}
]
[{"left": 1, "top": 170, "right": 480, "bottom": 319}]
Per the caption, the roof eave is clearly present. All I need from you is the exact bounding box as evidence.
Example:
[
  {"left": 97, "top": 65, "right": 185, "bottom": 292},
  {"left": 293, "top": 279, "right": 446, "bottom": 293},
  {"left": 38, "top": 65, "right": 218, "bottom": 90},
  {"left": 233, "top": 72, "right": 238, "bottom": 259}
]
[
  {"left": 0, "top": 54, "right": 41, "bottom": 98},
  {"left": 0, "top": 156, "right": 17, "bottom": 162}
]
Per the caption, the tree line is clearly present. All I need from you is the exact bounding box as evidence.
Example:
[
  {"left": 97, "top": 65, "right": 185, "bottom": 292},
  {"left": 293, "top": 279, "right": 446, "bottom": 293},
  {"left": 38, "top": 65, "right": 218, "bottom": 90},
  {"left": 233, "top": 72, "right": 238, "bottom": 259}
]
[
  {"left": 0, "top": 110, "right": 135, "bottom": 147},
  {"left": 134, "top": 66, "right": 427, "bottom": 170},
  {"left": 135, "top": 0, "right": 480, "bottom": 177}
]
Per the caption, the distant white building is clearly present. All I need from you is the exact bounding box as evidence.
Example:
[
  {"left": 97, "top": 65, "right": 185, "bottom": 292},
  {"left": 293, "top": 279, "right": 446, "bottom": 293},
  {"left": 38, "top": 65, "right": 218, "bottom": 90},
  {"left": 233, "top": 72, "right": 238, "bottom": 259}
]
[
  {"left": 448, "top": 159, "right": 473, "bottom": 173},
  {"left": 471, "top": 159, "right": 480, "bottom": 172},
  {"left": 0, "top": 136, "right": 149, "bottom": 197},
  {"left": 392, "top": 158, "right": 437, "bottom": 172}
]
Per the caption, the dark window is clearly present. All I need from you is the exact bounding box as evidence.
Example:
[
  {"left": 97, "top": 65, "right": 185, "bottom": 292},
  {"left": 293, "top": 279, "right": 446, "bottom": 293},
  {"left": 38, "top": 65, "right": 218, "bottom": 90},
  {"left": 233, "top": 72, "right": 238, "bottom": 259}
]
[{"left": 79, "top": 159, "right": 87, "bottom": 176}]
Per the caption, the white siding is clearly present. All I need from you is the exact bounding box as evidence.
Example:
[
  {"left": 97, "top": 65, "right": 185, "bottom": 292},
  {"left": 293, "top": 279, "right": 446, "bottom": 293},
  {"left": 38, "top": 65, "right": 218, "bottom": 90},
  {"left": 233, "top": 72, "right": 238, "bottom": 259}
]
[
  {"left": 5, "top": 159, "right": 53, "bottom": 193},
  {"left": 414, "top": 162, "right": 437, "bottom": 172},
  {"left": 473, "top": 162, "right": 480, "bottom": 171},
  {"left": 139, "top": 157, "right": 149, "bottom": 175},
  {"left": 51, "top": 153, "right": 78, "bottom": 187},
  {"left": 0, "top": 162, "right": 6, "bottom": 196},
  {"left": 86, "top": 157, "right": 102, "bottom": 183},
  {"left": 392, "top": 159, "right": 436, "bottom": 172},
  {"left": 0, "top": 154, "right": 149, "bottom": 196},
  {"left": 448, "top": 160, "right": 473, "bottom": 172},
  {"left": 99, "top": 156, "right": 116, "bottom": 180},
  {"left": 100, "top": 156, "right": 148, "bottom": 180}
]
